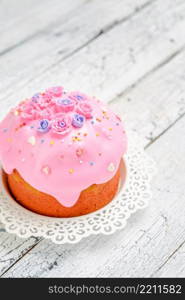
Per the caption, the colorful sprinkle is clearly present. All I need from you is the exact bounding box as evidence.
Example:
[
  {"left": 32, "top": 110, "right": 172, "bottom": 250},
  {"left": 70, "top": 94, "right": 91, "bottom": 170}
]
[
  {"left": 76, "top": 148, "right": 83, "bottom": 157},
  {"left": 7, "top": 138, "right": 12, "bottom": 143},
  {"left": 14, "top": 110, "right": 19, "bottom": 116},
  {"left": 116, "top": 114, "right": 122, "bottom": 122},
  {"left": 96, "top": 133, "right": 100, "bottom": 136},
  {"left": 69, "top": 168, "right": 74, "bottom": 174},
  {"left": 50, "top": 140, "right": 55, "bottom": 145},
  {"left": 89, "top": 161, "right": 94, "bottom": 166},
  {"left": 28, "top": 136, "right": 36, "bottom": 146},
  {"left": 96, "top": 118, "right": 101, "bottom": 122},
  {"left": 41, "top": 165, "right": 51, "bottom": 175},
  {"left": 40, "top": 139, "right": 45, "bottom": 144},
  {"left": 107, "top": 162, "right": 115, "bottom": 172},
  {"left": 72, "top": 136, "right": 81, "bottom": 142},
  {"left": 79, "top": 160, "right": 83, "bottom": 164}
]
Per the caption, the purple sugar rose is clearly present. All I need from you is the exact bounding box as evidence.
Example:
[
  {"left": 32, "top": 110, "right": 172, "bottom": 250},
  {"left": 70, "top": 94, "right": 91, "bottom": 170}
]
[
  {"left": 37, "top": 119, "right": 50, "bottom": 133},
  {"left": 72, "top": 114, "right": 85, "bottom": 128}
]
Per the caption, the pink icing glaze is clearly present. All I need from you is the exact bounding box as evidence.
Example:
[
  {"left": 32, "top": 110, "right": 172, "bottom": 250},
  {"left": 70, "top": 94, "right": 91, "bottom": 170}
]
[{"left": 0, "top": 87, "right": 127, "bottom": 207}]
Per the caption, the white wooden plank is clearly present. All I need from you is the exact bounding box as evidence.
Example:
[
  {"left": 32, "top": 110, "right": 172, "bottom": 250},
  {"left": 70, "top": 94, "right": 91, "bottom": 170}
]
[
  {"left": 0, "top": 0, "right": 86, "bottom": 55},
  {"left": 2, "top": 47, "right": 185, "bottom": 277},
  {"left": 0, "top": 0, "right": 150, "bottom": 56},
  {"left": 0, "top": 0, "right": 43, "bottom": 25},
  {"left": 0, "top": 0, "right": 185, "bottom": 118},
  {"left": 154, "top": 242, "right": 185, "bottom": 277},
  {"left": 0, "top": 0, "right": 152, "bottom": 275},
  {"left": 110, "top": 48, "right": 185, "bottom": 146},
  {"left": 0, "top": 225, "right": 41, "bottom": 276},
  {"left": 0, "top": 0, "right": 151, "bottom": 111}
]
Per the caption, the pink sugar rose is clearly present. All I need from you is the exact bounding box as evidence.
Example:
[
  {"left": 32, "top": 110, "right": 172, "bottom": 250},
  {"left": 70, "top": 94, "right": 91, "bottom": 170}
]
[
  {"left": 76, "top": 102, "right": 93, "bottom": 119},
  {"left": 51, "top": 114, "right": 72, "bottom": 135},
  {"left": 38, "top": 109, "right": 51, "bottom": 120},
  {"left": 46, "top": 86, "right": 63, "bottom": 98},
  {"left": 19, "top": 102, "right": 38, "bottom": 121},
  {"left": 68, "top": 91, "right": 89, "bottom": 103},
  {"left": 31, "top": 98, "right": 51, "bottom": 110},
  {"left": 55, "top": 98, "right": 75, "bottom": 113}
]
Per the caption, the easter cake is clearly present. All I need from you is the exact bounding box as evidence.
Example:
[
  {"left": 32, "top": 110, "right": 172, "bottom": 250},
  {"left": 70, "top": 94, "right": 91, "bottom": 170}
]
[{"left": 0, "top": 87, "right": 127, "bottom": 217}]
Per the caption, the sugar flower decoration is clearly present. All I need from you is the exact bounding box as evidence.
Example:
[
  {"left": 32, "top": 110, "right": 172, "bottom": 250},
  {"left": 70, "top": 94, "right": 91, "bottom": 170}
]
[
  {"left": 37, "top": 119, "right": 50, "bottom": 133},
  {"left": 72, "top": 114, "right": 85, "bottom": 128},
  {"left": 69, "top": 91, "right": 89, "bottom": 102},
  {"left": 31, "top": 93, "right": 40, "bottom": 103},
  {"left": 76, "top": 102, "right": 93, "bottom": 119},
  {"left": 55, "top": 98, "right": 75, "bottom": 112},
  {"left": 46, "top": 86, "right": 63, "bottom": 97},
  {"left": 52, "top": 115, "right": 71, "bottom": 135}
]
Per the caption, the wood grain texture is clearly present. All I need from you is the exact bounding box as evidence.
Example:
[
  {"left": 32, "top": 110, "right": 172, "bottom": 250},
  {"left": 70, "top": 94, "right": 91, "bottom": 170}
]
[
  {"left": 0, "top": 231, "right": 41, "bottom": 275},
  {"left": 110, "top": 48, "right": 185, "bottom": 145},
  {"left": 0, "top": 0, "right": 87, "bottom": 55},
  {"left": 0, "top": 0, "right": 185, "bottom": 277},
  {"left": 0, "top": 0, "right": 152, "bottom": 116}
]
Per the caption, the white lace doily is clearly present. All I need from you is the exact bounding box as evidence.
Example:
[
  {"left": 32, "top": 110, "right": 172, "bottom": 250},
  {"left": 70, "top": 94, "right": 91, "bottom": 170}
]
[{"left": 0, "top": 132, "right": 156, "bottom": 244}]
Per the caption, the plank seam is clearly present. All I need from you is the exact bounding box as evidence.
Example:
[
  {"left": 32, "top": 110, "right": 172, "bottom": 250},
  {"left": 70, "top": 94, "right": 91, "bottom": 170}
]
[
  {"left": 151, "top": 240, "right": 185, "bottom": 277},
  {"left": 0, "top": 237, "right": 43, "bottom": 277},
  {"left": 50, "top": 0, "right": 156, "bottom": 68},
  {"left": 0, "top": 0, "right": 155, "bottom": 58},
  {"left": 110, "top": 45, "right": 185, "bottom": 105}
]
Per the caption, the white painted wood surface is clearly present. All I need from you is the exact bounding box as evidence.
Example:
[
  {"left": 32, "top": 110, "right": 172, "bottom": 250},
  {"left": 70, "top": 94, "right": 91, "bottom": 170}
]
[{"left": 0, "top": 0, "right": 185, "bottom": 278}]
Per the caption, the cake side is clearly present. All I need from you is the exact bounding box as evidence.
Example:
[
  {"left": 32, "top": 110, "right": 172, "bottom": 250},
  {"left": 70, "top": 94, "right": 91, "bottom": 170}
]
[{"left": 7, "top": 164, "right": 121, "bottom": 217}]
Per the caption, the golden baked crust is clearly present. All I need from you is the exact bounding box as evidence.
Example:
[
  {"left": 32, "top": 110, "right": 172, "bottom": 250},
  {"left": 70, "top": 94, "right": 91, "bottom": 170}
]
[{"left": 7, "top": 164, "right": 121, "bottom": 217}]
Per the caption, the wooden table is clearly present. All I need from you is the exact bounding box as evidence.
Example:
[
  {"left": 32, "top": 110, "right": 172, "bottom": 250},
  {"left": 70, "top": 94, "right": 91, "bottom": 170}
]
[{"left": 0, "top": 0, "right": 185, "bottom": 278}]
